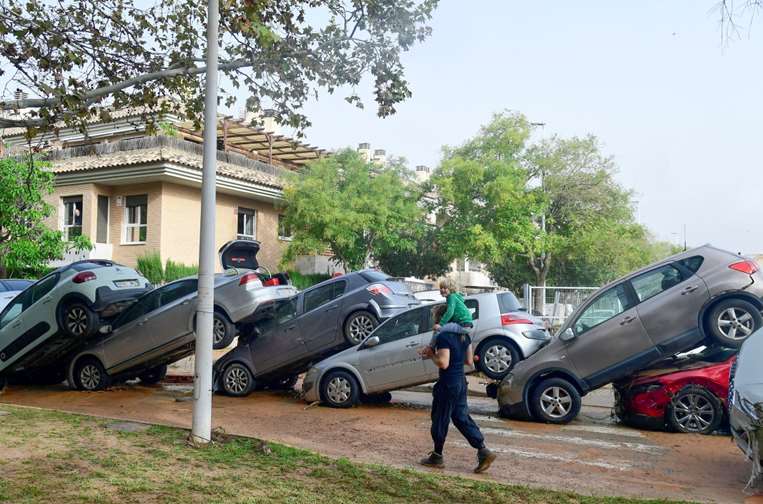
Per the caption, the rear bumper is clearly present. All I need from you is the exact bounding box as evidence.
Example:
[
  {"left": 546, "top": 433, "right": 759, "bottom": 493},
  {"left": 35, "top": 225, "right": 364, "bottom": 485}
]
[
  {"left": 93, "top": 286, "right": 151, "bottom": 316},
  {"left": 498, "top": 399, "right": 533, "bottom": 420}
]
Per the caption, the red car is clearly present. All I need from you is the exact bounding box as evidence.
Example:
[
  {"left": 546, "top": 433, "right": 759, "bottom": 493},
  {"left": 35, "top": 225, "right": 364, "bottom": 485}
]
[{"left": 614, "top": 347, "right": 737, "bottom": 435}]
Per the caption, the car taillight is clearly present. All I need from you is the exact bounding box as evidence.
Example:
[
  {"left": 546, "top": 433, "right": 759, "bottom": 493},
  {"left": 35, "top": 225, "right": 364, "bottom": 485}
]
[
  {"left": 729, "top": 260, "right": 759, "bottom": 275},
  {"left": 367, "top": 283, "right": 392, "bottom": 296},
  {"left": 239, "top": 272, "right": 260, "bottom": 286},
  {"left": 501, "top": 313, "right": 533, "bottom": 326},
  {"left": 263, "top": 278, "right": 280, "bottom": 287},
  {"left": 72, "top": 271, "right": 96, "bottom": 283}
]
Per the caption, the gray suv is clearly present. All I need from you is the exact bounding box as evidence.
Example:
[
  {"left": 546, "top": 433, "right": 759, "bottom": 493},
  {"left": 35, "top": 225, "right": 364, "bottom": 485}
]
[
  {"left": 302, "top": 291, "right": 549, "bottom": 408},
  {"left": 498, "top": 245, "right": 763, "bottom": 424}
]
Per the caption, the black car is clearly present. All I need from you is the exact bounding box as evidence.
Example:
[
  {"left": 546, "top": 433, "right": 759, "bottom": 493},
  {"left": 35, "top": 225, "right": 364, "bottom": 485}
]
[{"left": 215, "top": 270, "right": 420, "bottom": 396}]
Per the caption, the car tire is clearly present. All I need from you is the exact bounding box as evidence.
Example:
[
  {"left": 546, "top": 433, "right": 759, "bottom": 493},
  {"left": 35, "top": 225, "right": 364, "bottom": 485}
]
[
  {"left": 221, "top": 362, "right": 255, "bottom": 397},
  {"left": 667, "top": 385, "right": 723, "bottom": 435},
  {"left": 530, "top": 378, "right": 581, "bottom": 424},
  {"left": 321, "top": 370, "right": 360, "bottom": 408},
  {"left": 60, "top": 302, "right": 99, "bottom": 339},
  {"left": 266, "top": 375, "right": 298, "bottom": 391},
  {"left": 212, "top": 312, "right": 236, "bottom": 350},
  {"left": 477, "top": 338, "right": 519, "bottom": 380},
  {"left": 138, "top": 365, "right": 168, "bottom": 385},
  {"left": 706, "top": 299, "right": 762, "bottom": 348},
  {"left": 361, "top": 391, "right": 392, "bottom": 405},
  {"left": 343, "top": 311, "right": 378, "bottom": 346},
  {"left": 73, "top": 357, "right": 111, "bottom": 391}
]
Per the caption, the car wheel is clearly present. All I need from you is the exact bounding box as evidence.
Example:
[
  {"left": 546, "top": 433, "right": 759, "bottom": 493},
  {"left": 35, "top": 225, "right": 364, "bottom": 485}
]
[
  {"left": 362, "top": 391, "right": 392, "bottom": 404},
  {"left": 530, "top": 378, "right": 581, "bottom": 424},
  {"left": 707, "top": 299, "right": 762, "bottom": 348},
  {"left": 73, "top": 358, "right": 111, "bottom": 391},
  {"left": 344, "top": 311, "right": 378, "bottom": 345},
  {"left": 477, "top": 338, "right": 519, "bottom": 380},
  {"left": 221, "top": 363, "right": 254, "bottom": 397},
  {"left": 212, "top": 312, "right": 236, "bottom": 350},
  {"left": 138, "top": 365, "right": 168, "bottom": 385},
  {"left": 266, "top": 375, "right": 298, "bottom": 391},
  {"left": 667, "top": 386, "right": 723, "bottom": 435},
  {"left": 61, "top": 302, "right": 99, "bottom": 339},
  {"left": 321, "top": 370, "right": 359, "bottom": 408}
]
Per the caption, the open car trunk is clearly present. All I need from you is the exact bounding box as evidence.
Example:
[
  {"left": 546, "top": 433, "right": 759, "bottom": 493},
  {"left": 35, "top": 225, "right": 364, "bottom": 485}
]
[{"left": 219, "top": 240, "right": 261, "bottom": 271}]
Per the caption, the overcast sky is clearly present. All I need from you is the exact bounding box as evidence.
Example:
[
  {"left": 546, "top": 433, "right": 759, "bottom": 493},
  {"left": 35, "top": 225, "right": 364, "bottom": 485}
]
[{"left": 267, "top": 1, "right": 763, "bottom": 254}]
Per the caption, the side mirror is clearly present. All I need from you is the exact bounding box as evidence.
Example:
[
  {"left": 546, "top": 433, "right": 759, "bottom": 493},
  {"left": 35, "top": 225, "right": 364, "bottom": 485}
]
[
  {"left": 99, "top": 325, "right": 112, "bottom": 334},
  {"left": 363, "top": 336, "right": 380, "bottom": 349},
  {"left": 559, "top": 328, "right": 576, "bottom": 342}
]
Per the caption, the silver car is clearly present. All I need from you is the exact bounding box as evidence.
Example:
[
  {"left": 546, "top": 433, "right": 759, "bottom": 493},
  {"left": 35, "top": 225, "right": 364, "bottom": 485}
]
[
  {"left": 302, "top": 291, "right": 550, "bottom": 408},
  {"left": 65, "top": 240, "right": 297, "bottom": 390}
]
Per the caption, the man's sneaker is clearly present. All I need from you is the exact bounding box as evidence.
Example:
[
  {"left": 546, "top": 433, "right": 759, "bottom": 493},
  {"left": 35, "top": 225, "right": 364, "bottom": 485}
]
[
  {"left": 474, "top": 448, "right": 496, "bottom": 473},
  {"left": 419, "top": 451, "right": 444, "bottom": 468}
]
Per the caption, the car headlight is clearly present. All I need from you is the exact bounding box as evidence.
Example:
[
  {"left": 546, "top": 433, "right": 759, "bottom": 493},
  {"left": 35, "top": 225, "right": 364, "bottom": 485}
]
[
  {"left": 740, "top": 396, "right": 762, "bottom": 422},
  {"left": 522, "top": 329, "right": 550, "bottom": 341}
]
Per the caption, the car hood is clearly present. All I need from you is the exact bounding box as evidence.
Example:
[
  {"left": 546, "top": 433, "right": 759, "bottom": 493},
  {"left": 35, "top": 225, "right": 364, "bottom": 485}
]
[{"left": 218, "top": 240, "right": 260, "bottom": 270}]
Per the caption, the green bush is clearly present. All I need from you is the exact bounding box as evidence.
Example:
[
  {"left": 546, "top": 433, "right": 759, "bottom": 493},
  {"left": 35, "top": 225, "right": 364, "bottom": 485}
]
[
  {"left": 137, "top": 252, "right": 164, "bottom": 285},
  {"left": 287, "top": 271, "right": 331, "bottom": 290},
  {"left": 165, "top": 259, "right": 198, "bottom": 282}
]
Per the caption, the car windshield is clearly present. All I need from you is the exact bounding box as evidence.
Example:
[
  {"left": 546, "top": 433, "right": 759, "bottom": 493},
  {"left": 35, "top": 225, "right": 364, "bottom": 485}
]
[{"left": 497, "top": 292, "right": 521, "bottom": 312}]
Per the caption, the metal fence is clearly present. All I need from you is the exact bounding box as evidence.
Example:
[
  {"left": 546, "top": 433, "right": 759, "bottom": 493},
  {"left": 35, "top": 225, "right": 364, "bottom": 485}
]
[{"left": 523, "top": 285, "right": 599, "bottom": 330}]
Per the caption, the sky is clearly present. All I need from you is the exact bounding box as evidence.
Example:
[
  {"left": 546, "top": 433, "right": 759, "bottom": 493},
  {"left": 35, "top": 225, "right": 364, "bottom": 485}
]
[{"left": 262, "top": 1, "right": 763, "bottom": 254}]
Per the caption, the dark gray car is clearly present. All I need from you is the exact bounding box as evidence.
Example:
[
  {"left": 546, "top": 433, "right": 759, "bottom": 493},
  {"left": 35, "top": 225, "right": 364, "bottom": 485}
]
[
  {"left": 729, "top": 328, "right": 763, "bottom": 493},
  {"left": 498, "top": 245, "right": 763, "bottom": 424},
  {"left": 214, "top": 270, "right": 420, "bottom": 396}
]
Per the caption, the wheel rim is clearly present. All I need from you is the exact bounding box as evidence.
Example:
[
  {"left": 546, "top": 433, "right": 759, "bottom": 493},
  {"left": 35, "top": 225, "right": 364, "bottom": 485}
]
[
  {"left": 717, "top": 307, "right": 754, "bottom": 340},
  {"left": 348, "top": 315, "right": 375, "bottom": 344},
  {"left": 539, "top": 386, "right": 572, "bottom": 419},
  {"left": 80, "top": 364, "right": 101, "bottom": 390},
  {"left": 484, "top": 344, "right": 512, "bottom": 374},
  {"left": 326, "top": 376, "right": 352, "bottom": 404},
  {"left": 224, "top": 366, "right": 249, "bottom": 394},
  {"left": 673, "top": 393, "right": 715, "bottom": 433},
  {"left": 66, "top": 307, "right": 89, "bottom": 336},
  {"left": 213, "top": 318, "right": 226, "bottom": 344}
]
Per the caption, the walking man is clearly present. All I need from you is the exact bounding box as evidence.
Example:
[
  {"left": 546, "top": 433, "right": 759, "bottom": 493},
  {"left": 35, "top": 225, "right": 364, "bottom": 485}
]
[{"left": 418, "top": 279, "right": 496, "bottom": 473}]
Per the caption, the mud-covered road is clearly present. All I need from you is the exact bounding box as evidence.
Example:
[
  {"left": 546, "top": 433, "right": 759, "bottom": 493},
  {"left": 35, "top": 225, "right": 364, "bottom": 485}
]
[{"left": 0, "top": 382, "right": 752, "bottom": 503}]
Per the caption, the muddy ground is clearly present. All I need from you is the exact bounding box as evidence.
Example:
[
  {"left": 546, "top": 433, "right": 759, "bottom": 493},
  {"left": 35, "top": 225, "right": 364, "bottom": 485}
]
[{"left": 0, "top": 382, "right": 753, "bottom": 504}]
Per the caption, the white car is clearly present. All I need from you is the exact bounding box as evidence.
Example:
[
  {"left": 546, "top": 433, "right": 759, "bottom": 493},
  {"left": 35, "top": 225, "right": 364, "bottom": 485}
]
[
  {"left": 0, "top": 279, "right": 33, "bottom": 312},
  {"left": 0, "top": 260, "right": 151, "bottom": 384}
]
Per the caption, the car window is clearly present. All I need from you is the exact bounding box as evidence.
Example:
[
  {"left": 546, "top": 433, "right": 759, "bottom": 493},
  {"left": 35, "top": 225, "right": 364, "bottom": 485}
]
[
  {"left": 574, "top": 284, "right": 633, "bottom": 335},
  {"left": 464, "top": 299, "right": 479, "bottom": 320},
  {"left": 332, "top": 280, "right": 347, "bottom": 299},
  {"left": 303, "top": 282, "right": 340, "bottom": 313},
  {"left": 114, "top": 290, "right": 162, "bottom": 328},
  {"left": 31, "top": 274, "right": 59, "bottom": 303},
  {"left": 497, "top": 292, "right": 521, "bottom": 313},
  {"left": 359, "top": 271, "right": 390, "bottom": 283},
  {"left": 4, "top": 280, "right": 32, "bottom": 291},
  {"left": 158, "top": 280, "right": 198, "bottom": 306},
  {"left": 677, "top": 256, "right": 704, "bottom": 274},
  {"left": 0, "top": 290, "right": 32, "bottom": 329},
  {"left": 630, "top": 264, "right": 685, "bottom": 303},
  {"left": 374, "top": 307, "right": 425, "bottom": 345}
]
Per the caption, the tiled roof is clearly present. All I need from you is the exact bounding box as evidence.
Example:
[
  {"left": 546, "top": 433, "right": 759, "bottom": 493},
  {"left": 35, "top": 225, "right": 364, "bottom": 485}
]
[{"left": 51, "top": 145, "right": 284, "bottom": 189}]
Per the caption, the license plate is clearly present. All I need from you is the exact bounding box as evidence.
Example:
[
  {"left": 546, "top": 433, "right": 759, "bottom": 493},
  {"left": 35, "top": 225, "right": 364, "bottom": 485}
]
[{"left": 115, "top": 280, "right": 140, "bottom": 288}]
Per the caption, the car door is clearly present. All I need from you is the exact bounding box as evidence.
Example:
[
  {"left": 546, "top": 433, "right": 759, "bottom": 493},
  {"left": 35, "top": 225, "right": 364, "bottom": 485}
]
[
  {"left": 565, "top": 282, "right": 657, "bottom": 389},
  {"left": 629, "top": 262, "right": 709, "bottom": 356},
  {"left": 101, "top": 289, "right": 162, "bottom": 369},
  {"left": 298, "top": 280, "right": 346, "bottom": 352},
  {"left": 251, "top": 296, "right": 305, "bottom": 375},
  {"left": 357, "top": 306, "right": 429, "bottom": 391},
  {"left": 0, "top": 274, "right": 59, "bottom": 369}
]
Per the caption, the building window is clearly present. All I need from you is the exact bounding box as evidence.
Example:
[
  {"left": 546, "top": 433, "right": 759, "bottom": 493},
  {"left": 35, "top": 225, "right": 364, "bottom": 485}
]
[
  {"left": 62, "top": 196, "right": 83, "bottom": 240},
  {"left": 237, "top": 207, "right": 256, "bottom": 240},
  {"left": 124, "top": 195, "right": 148, "bottom": 244},
  {"left": 278, "top": 215, "right": 292, "bottom": 241}
]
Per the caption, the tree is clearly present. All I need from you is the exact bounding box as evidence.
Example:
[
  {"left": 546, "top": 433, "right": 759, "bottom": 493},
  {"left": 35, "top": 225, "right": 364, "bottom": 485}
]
[
  {"left": 281, "top": 149, "right": 422, "bottom": 271},
  {"left": 374, "top": 223, "right": 454, "bottom": 278},
  {"left": 0, "top": 157, "right": 91, "bottom": 277},
  {"left": 0, "top": 0, "right": 438, "bottom": 134}
]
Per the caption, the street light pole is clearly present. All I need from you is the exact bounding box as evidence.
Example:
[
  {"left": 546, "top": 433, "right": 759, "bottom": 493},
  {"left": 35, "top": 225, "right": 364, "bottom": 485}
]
[{"left": 192, "top": 0, "right": 219, "bottom": 444}]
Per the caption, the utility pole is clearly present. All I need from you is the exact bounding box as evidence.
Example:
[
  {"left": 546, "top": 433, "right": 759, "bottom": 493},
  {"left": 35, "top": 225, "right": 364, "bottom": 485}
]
[
  {"left": 530, "top": 122, "right": 546, "bottom": 314},
  {"left": 192, "top": 0, "right": 219, "bottom": 444}
]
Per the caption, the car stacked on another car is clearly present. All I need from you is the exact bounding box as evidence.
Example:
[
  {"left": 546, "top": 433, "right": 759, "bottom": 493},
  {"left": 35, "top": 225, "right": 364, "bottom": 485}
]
[
  {"left": 614, "top": 346, "right": 736, "bottom": 434},
  {"left": 302, "top": 291, "right": 550, "bottom": 408},
  {"left": 0, "top": 260, "right": 151, "bottom": 389},
  {"left": 729, "top": 328, "right": 763, "bottom": 492},
  {"left": 65, "top": 240, "right": 297, "bottom": 390},
  {"left": 498, "top": 245, "right": 763, "bottom": 425},
  {"left": 215, "top": 270, "right": 421, "bottom": 396}
]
